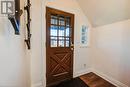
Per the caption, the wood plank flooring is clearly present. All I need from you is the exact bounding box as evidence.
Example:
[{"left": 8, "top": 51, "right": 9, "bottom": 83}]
[{"left": 80, "top": 72, "right": 116, "bottom": 87}]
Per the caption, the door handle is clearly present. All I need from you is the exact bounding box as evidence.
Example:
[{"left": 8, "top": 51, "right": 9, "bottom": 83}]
[
  {"left": 71, "top": 44, "right": 74, "bottom": 47},
  {"left": 71, "top": 42, "right": 74, "bottom": 47},
  {"left": 71, "top": 42, "right": 74, "bottom": 51},
  {"left": 71, "top": 48, "right": 74, "bottom": 51}
]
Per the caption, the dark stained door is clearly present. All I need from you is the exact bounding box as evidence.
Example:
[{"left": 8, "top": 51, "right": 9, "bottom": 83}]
[{"left": 46, "top": 7, "right": 74, "bottom": 86}]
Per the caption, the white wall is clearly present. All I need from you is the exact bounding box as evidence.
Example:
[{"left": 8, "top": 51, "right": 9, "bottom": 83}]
[
  {"left": 0, "top": 0, "right": 30, "bottom": 87},
  {"left": 92, "top": 19, "right": 130, "bottom": 86},
  {"left": 31, "top": 0, "right": 92, "bottom": 86},
  {"left": 31, "top": 0, "right": 45, "bottom": 87}
]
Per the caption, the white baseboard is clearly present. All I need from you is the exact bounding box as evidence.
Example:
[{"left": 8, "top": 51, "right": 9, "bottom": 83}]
[
  {"left": 91, "top": 68, "right": 128, "bottom": 87},
  {"left": 73, "top": 68, "right": 128, "bottom": 87},
  {"left": 73, "top": 68, "right": 92, "bottom": 78},
  {"left": 32, "top": 82, "right": 43, "bottom": 87},
  {"left": 0, "top": 85, "right": 18, "bottom": 87}
]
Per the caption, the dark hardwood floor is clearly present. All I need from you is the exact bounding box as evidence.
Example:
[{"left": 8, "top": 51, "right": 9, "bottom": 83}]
[{"left": 80, "top": 72, "right": 116, "bottom": 87}]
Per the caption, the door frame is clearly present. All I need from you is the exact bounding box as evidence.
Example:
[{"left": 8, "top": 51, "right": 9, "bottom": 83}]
[{"left": 46, "top": 7, "right": 75, "bottom": 86}]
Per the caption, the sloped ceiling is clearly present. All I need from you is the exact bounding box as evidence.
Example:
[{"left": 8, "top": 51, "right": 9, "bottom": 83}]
[{"left": 77, "top": 0, "right": 130, "bottom": 27}]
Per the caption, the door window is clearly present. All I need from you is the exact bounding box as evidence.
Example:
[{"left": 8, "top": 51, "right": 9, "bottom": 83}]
[{"left": 50, "top": 15, "right": 71, "bottom": 47}]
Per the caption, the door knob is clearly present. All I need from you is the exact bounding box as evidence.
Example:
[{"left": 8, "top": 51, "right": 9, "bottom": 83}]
[
  {"left": 71, "top": 48, "right": 74, "bottom": 51},
  {"left": 71, "top": 42, "right": 74, "bottom": 51},
  {"left": 71, "top": 42, "right": 74, "bottom": 47}
]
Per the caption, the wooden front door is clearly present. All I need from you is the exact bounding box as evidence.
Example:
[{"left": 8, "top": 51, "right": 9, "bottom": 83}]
[{"left": 46, "top": 7, "right": 74, "bottom": 86}]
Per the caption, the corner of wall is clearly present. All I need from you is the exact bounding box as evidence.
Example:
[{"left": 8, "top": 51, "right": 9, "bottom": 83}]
[{"left": 73, "top": 68, "right": 92, "bottom": 78}]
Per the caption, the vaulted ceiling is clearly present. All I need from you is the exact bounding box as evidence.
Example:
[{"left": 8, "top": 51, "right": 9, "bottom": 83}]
[{"left": 77, "top": 0, "right": 130, "bottom": 27}]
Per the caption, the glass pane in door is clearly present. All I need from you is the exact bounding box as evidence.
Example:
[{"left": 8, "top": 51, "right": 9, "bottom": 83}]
[
  {"left": 50, "top": 25, "right": 58, "bottom": 36},
  {"left": 59, "top": 37, "right": 64, "bottom": 47},
  {"left": 66, "top": 27, "right": 70, "bottom": 37},
  {"left": 51, "top": 15, "right": 58, "bottom": 25},
  {"left": 59, "top": 26, "right": 65, "bottom": 36},
  {"left": 66, "top": 17, "right": 70, "bottom": 27},
  {"left": 66, "top": 38, "right": 70, "bottom": 47},
  {"left": 51, "top": 37, "right": 57, "bottom": 47},
  {"left": 59, "top": 16, "right": 65, "bottom": 26}
]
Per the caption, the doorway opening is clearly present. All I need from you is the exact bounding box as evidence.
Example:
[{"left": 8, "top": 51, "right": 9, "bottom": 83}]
[{"left": 46, "top": 7, "right": 75, "bottom": 86}]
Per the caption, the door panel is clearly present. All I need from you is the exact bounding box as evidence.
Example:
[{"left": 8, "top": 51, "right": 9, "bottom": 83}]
[{"left": 46, "top": 7, "right": 74, "bottom": 86}]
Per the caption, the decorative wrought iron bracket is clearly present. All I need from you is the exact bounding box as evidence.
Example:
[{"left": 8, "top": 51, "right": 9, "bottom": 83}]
[{"left": 24, "top": 0, "right": 31, "bottom": 49}]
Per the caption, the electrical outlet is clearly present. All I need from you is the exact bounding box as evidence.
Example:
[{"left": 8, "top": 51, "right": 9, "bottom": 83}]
[{"left": 83, "top": 64, "right": 86, "bottom": 68}]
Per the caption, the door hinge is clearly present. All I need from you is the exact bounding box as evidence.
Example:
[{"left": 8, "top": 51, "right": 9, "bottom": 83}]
[{"left": 45, "top": 42, "right": 47, "bottom": 47}]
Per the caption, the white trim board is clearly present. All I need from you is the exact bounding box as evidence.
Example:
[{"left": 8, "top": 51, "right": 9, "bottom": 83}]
[{"left": 32, "top": 82, "right": 43, "bottom": 87}]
